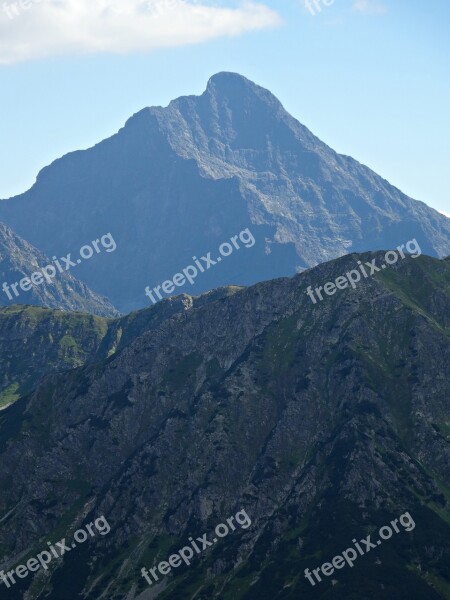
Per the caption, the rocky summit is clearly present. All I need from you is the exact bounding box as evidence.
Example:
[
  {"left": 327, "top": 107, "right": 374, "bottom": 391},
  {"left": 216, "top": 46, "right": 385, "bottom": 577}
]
[
  {"left": 0, "top": 73, "right": 449, "bottom": 312},
  {"left": 0, "top": 252, "right": 449, "bottom": 599}
]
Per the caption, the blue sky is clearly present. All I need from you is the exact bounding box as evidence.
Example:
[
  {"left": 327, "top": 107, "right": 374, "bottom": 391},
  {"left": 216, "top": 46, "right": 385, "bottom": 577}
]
[{"left": 0, "top": 0, "right": 449, "bottom": 216}]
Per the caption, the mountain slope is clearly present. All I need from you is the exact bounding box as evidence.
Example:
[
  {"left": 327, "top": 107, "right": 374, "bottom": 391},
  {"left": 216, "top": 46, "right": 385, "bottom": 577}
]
[
  {"left": 0, "top": 73, "right": 448, "bottom": 312},
  {"left": 0, "top": 305, "right": 110, "bottom": 410},
  {"left": 0, "top": 221, "right": 118, "bottom": 316},
  {"left": 0, "top": 253, "right": 449, "bottom": 599},
  {"left": 0, "top": 287, "right": 240, "bottom": 410}
]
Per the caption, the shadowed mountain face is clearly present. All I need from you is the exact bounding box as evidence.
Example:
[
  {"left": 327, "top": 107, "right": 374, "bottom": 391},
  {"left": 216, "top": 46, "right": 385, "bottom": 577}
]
[
  {"left": 0, "top": 287, "right": 238, "bottom": 410},
  {"left": 0, "top": 73, "right": 449, "bottom": 313},
  {"left": 0, "top": 222, "right": 118, "bottom": 316},
  {"left": 0, "top": 253, "right": 449, "bottom": 599}
]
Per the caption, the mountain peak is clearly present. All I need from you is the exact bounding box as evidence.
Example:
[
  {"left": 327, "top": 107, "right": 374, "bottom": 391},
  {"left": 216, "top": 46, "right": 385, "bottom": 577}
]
[
  {"left": 1, "top": 75, "right": 450, "bottom": 314},
  {"left": 205, "top": 71, "right": 282, "bottom": 109},
  {"left": 206, "top": 71, "right": 255, "bottom": 90}
]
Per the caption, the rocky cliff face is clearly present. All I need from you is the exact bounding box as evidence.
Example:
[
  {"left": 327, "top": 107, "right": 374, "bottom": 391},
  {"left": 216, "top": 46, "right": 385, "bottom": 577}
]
[
  {"left": 0, "top": 222, "right": 118, "bottom": 317},
  {"left": 0, "top": 73, "right": 449, "bottom": 312},
  {"left": 0, "top": 253, "right": 449, "bottom": 599}
]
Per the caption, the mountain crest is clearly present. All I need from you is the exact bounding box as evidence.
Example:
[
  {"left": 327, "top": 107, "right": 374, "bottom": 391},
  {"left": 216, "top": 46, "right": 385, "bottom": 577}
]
[{"left": 0, "top": 74, "right": 449, "bottom": 313}]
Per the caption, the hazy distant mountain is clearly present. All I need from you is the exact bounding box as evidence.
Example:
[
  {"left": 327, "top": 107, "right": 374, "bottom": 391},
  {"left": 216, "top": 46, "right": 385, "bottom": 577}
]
[
  {"left": 0, "top": 73, "right": 449, "bottom": 312},
  {"left": 0, "top": 222, "right": 117, "bottom": 316},
  {"left": 1, "top": 253, "right": 449, "bottom": 599}
]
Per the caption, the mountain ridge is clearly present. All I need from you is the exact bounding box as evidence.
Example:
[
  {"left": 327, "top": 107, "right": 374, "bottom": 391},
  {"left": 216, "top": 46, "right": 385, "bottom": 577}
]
[
  {"left": 0, "top": 251, "right": 449, "bottom": 599},
  {"left": 0, "top": 221, "right": 118, "bottom": 316},
  {"left": 0, "top": 72, "right": 449, "bottom": 313}
]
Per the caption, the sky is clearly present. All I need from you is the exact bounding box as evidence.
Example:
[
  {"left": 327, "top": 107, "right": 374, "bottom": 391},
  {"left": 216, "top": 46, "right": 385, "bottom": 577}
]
[{"left": 0, "top": 0, "right": 449, "bottom": 217}]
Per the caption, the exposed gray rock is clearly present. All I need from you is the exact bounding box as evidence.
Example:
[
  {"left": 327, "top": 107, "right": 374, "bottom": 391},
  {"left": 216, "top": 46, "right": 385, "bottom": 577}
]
[
  {"left": 0, "top": 221, "right": 118, "bottom": 316},
  {"left": 0, "top": 73, "right": 448, "bottom": 312}
]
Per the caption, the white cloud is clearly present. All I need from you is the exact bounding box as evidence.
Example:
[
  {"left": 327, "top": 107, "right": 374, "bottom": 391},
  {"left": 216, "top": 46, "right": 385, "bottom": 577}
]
[
  {"left": 440, "top": 211, "right": 450, "bottom": 218},
  {"left": 0, "top": 0, "right": 281, "bottom": 65},
  {"left": 352, "top": 0, "right": 387, "bottom": 15}
]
